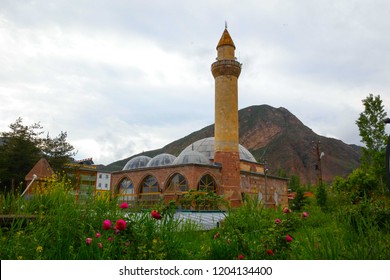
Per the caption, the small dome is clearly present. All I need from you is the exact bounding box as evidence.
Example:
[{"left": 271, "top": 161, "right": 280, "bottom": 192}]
[
  {"left": 173, "top": 150, "right": 211, "bottom": 165},
  {"left": 147, "top": 153, "right": 176, "bottom": 167},
  {"left": 181, "top": 137, "right": 257, "bottom": 162},
  {"left": 122, "top": 156, "right": 151, "bottom": 170}
]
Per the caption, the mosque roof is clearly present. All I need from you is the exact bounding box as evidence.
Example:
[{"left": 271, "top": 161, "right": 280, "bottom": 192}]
[
  {"left": 217, "top": 28, "right": 236, "bottom": 49},
  {"left": 173, "top": 150, "right": 211, "bottom": 165},
  {"left": 181, "top": 137, "right": 257, "bottom": 162},
  {"left": 122, "top": 155, "right": 151, "bottom": 170},
  {"left": 147, "top": 153, "right": 176, "bottom": 168}
]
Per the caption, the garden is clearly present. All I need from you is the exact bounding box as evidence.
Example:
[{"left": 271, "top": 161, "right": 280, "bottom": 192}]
[{"left": 1, "top": 173, "right": 389, "bottom": 260}]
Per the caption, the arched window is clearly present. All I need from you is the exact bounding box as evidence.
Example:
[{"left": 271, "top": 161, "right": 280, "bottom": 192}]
[
  {"left": 165, "top": 173, "right": 188, "bottom": 194},
  {"left": 139, "top": 175, "right": 161, "bottom": 208},
  {"left": 117, "top": 178, "right": 135, "bottom": 204},
  {"left": 198, "top": 174, "right": 216, "bottom": 192}
]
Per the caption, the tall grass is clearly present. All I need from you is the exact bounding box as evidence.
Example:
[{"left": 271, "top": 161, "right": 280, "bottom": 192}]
[{"left": 1, "top": 177, "right": 389, "bottom": 260}]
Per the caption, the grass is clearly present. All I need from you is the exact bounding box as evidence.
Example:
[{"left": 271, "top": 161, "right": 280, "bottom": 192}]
[{"left": 1, "top": 177, "right": 389, "bottom": 260}]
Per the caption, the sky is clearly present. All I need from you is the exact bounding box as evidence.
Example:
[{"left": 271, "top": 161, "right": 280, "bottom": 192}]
[{"left": 1, "top": 0, "right": 390, "bottom": 165}]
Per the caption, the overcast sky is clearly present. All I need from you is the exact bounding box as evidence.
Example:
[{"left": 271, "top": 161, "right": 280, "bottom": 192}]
[{"left": 1, "top": 0, "right": 390, "bottom": 165}]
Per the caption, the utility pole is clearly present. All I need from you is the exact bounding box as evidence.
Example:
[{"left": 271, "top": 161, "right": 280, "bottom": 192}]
[
  {"left": 384, "top": 118, "right": 390, "bottom": 192},
  {"left": 313, "top": 141, "right": 324, "bottom": 186}
]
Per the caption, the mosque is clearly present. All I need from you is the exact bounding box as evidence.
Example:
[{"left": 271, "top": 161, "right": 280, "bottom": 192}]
[{"left": 110, "top": 27, "right": 289, "bottom": 208}]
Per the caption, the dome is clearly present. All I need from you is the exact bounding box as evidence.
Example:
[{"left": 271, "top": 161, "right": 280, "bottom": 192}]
[
  {"left": 173, "top": 150, "right": 211, "bottom": 165},
  {"left": 181, "top": 137, "right": 257, "bottom": 162},
  {"left": 122, "top": 155, "right": 151, "bottom": 170},
  {"left": 147, "top": 153, "right": 176, "bottom": 167}
]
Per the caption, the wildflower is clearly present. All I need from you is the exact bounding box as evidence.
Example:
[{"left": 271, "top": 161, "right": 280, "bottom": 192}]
[
  {"left": 86, "top": 237, "right": 93, "bottom": 245},
  {"left": 151, "top": 210, "right": 162, "bottom": 220},
  {"left": 116, "top": 219, "right": 126, "bottom": 231},
  {"left": 214, "top": 232, "right": 220, "bottom": 239},
  {"left": 283, "top": 207, "right": 291, "bottom": 213},
  {"left": 267, "top": 249, "right": 274, "bottom": 256},
  {"left": 302, "top": 212, "right": 309, "bottom": 218},
  {"left": 103, "top": 219, "right": 112, "bottom": 230},
  {"left": 36, "top": 246, "right": 43, "bottom": 253},
  {"left": 285, "top": 235, "right": 293, "bottom": 243},
  {"left": 108, "top": 237, "right": 113, "bottom": 242},
  {"left": 98, "top": 242, "right": 103, "bottom": 250},
  {"left": 274, "top": 218, "right": 281, "bottom": 224},
  {"left": 238, "top": 254, "right": 245, "bottom": 260},
  {"left": 119, "top": 202, "right": 129, "bottom": 209},
  {"left": 95, "top": 232, "right": 101, "bottom": 238}
]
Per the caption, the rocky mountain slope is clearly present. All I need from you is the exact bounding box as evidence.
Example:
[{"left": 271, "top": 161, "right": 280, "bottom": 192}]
[{"left": 105, "top": 105, "right": 361, "bottom": 184}]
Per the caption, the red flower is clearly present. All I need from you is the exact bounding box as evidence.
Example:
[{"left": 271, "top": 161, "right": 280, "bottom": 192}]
[
  {"left": 302, "top": 212, "right": 309, "bottom": 218},
  {"left": 267, "top": 249, "right": 274, "bottom": 256},
  {"left": 275, "top": 218, "right": 281, "bottom": 224},
  {"left": 98, "top": 242, "right": 103, "bottom": 250},
  {"left": 102, "top": 219, "right": 112, "bottom": 230},
  {"left": 151, "top": 210, "right": 162, "bottom": 220},
  {"left": 214, "top": 232, "right": 220, "bottom": 239},
  {"left": 116, "top": 219, "right": 127, "bottom": 231},
  {"left": 286, "top": 234, "right": 293, "bottom": 243},
  {"left": 85, "top": 237, "right": 92, "bottom": 245},
  {"left": 283, "top": 207, "right": 291, "bottom": 213},
  {"left": 95, "top": 232, "right": 101, "bottom": 238},
  {"left": 238, "top": 254, "right": 245, "bottom": 260},
  {"left": 120, "top": 202, "right": 129, "bottom": 209}
]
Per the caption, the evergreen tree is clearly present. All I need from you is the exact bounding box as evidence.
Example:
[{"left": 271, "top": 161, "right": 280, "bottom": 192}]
[{"left": 0, "top": 118, "right": 76, "bottom": 193}]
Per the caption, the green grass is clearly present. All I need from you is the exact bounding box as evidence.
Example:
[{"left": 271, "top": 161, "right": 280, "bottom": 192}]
[{"left": 1, "top": 177, "right": 389, "bottom": 260}]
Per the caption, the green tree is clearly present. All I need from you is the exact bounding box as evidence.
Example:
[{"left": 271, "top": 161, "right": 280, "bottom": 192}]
[
  {"left": 0, "top": 118, "right": 76, "bottom": 193},
  {"left": 355, "top": 94, "right": 388, "bottom": 192}
]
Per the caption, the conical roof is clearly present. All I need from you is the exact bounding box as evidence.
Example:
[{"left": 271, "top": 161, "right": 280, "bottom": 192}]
[
  {"left": 217, "top": 28, "right": 236, "bottom": 49},
  {"left": 25, "top": 158, "right": 55, "bottom": 180}
]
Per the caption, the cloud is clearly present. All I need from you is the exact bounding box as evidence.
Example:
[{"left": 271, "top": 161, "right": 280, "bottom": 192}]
[{"left": 1, "top": 0, "right": 390, "bottom": 164}]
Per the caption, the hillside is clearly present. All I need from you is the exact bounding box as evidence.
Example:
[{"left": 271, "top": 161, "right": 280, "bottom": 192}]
[{"left": 105, "top": 105, "right": 361, "bottom": 184}]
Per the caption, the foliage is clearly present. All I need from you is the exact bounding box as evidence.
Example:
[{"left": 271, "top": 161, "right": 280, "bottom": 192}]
[
  {"left": 0, "top": 118, "right": 76, "bottom": 193},
  {"left": 290, "top": 186, "right": 307, "bottom": 211},
  {"left": 315, "top": 183, "right": 328, "bottom": 210},
  {"left": 355, "top": 93, "right": 388, "bottom": 191},
  {"left": 179, "top": 190, "right": 225, "bottom": 210},
  {"left": 1, "top": 177, "right": 390, "bottom": 260},
  {"left": 332, "top": 169, "right": 376, "bottom": 203}
]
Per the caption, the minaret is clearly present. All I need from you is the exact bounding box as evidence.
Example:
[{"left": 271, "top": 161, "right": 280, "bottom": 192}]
[{"left": 211, "top": 27, "right": 242, "bottom": 206}]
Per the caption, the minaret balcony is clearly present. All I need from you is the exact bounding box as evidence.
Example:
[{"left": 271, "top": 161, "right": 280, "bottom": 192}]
[{"left": 211, "top": 59, "right": 242, "bottom": 78}]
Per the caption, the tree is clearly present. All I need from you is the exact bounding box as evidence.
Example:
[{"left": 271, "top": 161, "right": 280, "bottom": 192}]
[
  {"left": 0, "top": 118, "right": 76, "bottom": 193},
  {"left": 355, "top": 93, "right": 388, "bottom": 191}
]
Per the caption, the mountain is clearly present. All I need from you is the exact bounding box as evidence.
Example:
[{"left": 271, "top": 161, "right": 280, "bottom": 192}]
[{"left": 105, "top": 105, "right": 361, "bottom": 184}]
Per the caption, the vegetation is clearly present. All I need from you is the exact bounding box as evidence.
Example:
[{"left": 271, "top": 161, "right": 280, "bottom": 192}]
[
  {"left": 356, "top": 93, "right": 388, "bottom": 192},
  {"left": 0, "top": 118, "right": 76, "bottom": 193},
  {"left": 0, "top": 174, "right": 389, "bottom": 260}
]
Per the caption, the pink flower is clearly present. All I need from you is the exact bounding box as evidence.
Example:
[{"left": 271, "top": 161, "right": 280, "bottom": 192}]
[
  {"left": 116, "top": 219, "right": 126, "bottom": 231},
  {"left": 98, "top": 242, "right": 103, "bottom": 250},
  {"left": 119, "top": 202, "right": 129, "bottom": 209},
  {"left": 238, "top": 254, "right": 245, "bottom": 260},
  {"left": 302, "top": 212, "right": 309, "bottom": 218},
  {"left": 267, "top": 249, "right": 274, "bottom": 256},
  {"left": 286, "top": 234, "right": 293, "bottom": 243},
  {"left": 275, "top": 218, "right": 281, "bottom": 224},
  {"left": 283, "top": 207, "right": 291, "bottom": 213},
  {"left": 151, "top": 210, "right": 162, "bottom": 220},
  {"left": 85, "top": 237, "right": 92, "bottom": 245},
  {"left": 108, "top": 237, "right": 113, "bottom": 242},
  {"left": 103, "top": 220, "right": 112, "bottom": 230},
  {"left": 95, "top": 232, "right": 101, "bottom": 238},
  {"left": 125, "top": 241, "right": 130, "bottom": 247}
]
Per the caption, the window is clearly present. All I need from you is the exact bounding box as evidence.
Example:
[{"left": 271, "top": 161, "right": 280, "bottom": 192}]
[
  {"left": 198, "top": 174, "right": 216, "bottom": 192},
  {"left": 117, "top": 178, "right": 135, "bottom": 204},
  {"left": 166, "top": 173, "right": 188, "bottom": 193},
  {"left": 139, "top": 175, "right": 160, "bottom": 208}
]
